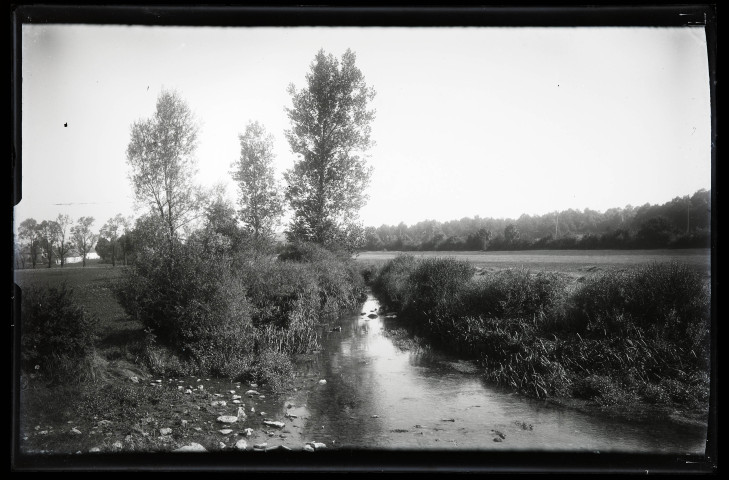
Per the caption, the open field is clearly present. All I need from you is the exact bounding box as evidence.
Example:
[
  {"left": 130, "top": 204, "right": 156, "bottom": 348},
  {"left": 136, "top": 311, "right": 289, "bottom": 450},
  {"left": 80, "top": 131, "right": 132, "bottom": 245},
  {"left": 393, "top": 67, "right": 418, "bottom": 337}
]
[
  {"left": 14, "top": 265, "right": 133, "bottom": 349},
  {"left": 355, "top": 249, "right": 711, "bottom": 277}
]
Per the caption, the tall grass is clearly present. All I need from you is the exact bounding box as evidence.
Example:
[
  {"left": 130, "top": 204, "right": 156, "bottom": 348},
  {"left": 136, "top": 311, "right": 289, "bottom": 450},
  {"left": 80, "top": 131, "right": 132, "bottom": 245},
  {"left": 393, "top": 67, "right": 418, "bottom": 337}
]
[{"left": 373, "top": 257, "right": 710, "bottom": 410}]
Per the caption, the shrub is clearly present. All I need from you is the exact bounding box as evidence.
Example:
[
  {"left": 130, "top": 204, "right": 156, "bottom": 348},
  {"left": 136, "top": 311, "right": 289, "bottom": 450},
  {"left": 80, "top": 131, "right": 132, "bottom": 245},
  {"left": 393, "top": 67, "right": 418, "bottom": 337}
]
[
  {"left": 116, "top": 241, "right": 255, "bottom": 376},
  {"left": 250, "top": 349, "right": 295, "bottom": 392},
  {"left": 241, "top": 244, "right": 366, "bottom": 331},
  {"left": 406, "top": 257, "right": 474, "bottom": 318},
  {"left": 571, "top": 262, "right": 710, "bottom": 366},
  {"left": 372, "top": 254, "right": 419, "bottom": 310},
  {"left": 465, "top": 268, "right": 569, "bottom": 320},
  {"left": 21, "top": 282, "right": 99, "bottom": 381}
]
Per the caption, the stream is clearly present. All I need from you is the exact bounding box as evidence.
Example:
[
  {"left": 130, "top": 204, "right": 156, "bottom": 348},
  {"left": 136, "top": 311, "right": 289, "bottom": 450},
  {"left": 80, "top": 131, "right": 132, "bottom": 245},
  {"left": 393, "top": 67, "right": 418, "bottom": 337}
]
[{"left": 279, "top": 294, "right": 707, "bottom": 453}]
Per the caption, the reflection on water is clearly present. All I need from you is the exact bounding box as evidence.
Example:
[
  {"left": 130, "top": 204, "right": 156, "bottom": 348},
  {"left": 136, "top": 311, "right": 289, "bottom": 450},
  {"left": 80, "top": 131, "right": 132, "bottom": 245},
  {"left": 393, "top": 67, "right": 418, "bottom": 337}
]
[{"left": 290, "top": 295, "right": 707, "bottom": 452}]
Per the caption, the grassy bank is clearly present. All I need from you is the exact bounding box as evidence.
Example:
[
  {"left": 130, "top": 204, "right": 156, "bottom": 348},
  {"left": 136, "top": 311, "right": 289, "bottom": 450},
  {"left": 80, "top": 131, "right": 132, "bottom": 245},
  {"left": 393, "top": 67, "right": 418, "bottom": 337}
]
[
  {"left": 371, "top": 255, "right": 711, "bottom": 416},
  {"left": 15, "top": 242, "right": 367, "bottom": 454}
]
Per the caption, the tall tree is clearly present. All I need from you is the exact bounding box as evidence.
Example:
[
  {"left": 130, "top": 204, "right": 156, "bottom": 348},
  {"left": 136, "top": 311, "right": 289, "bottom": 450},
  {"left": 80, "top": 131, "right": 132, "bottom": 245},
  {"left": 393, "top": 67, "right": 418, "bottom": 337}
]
[
  {"left": 231, "top": 121, "right": 284, "bottom": 241},
  {"left": 283, "top": 49, "right": 376, "bottom": 249},
  {"left": 100, "top": 214, "right": 127, "bottom": 267},
  {"left": 38, "top": 220, "right": 59, "bottom": 268},
  {"left": 18, "top": 218, "right": 41, "bottom": 269},
  {"left": 126, "top": 89, "right": 202, "bottom": 246},
  {"left": 71, "top": 216, "right": 97, "bottom": 267},
  {"left": 54, "top": 214, "right": 73, "bottom": 267}
]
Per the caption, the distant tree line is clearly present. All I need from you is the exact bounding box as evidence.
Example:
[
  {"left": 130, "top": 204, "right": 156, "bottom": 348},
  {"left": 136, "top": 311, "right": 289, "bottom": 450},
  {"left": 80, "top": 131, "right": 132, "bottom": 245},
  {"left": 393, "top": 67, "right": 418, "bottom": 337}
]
[{"left": 363, "top": 189, "right": 711, "bottom": 251}]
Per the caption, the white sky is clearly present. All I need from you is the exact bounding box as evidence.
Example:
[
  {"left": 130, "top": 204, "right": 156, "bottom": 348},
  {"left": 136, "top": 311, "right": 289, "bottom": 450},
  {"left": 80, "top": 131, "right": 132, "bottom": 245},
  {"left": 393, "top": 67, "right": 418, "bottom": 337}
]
[{"left": 16, "top": 25, "right": 711, "bottom": 234}]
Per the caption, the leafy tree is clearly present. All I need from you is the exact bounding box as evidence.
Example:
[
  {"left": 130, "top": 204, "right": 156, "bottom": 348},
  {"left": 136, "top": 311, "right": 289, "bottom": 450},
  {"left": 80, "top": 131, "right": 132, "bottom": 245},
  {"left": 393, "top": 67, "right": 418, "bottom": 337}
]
[
  {"left": 504, "top": 224, "right": 520, "bottom": 246},
  {"left": 231, "top": 121, "right": 284, "bottom": 241},
  {"left": 637, "top": 216, "right": 675, "bottom": 248},
  {"left": 71, "top": 216, "right": 97, "bottom": 267},
  {"left": 38, "top": 220, "right": 59, "bottom": 268},
  {"left": 95, "top": 237, "right": 112, "bottom": 263},
  {"left": 283, "top": 49, "right": 376, "bottom": 250},
  {"left": 189, "top": 192, "right": 249, "bottom": 256},
  {"left": 126, "top": 89, "right": 202, "bottom": 246},
  {"left": 53, "top": 214, "right": 73, "bottom": 267},
  {"left": 18, "top": 218, "right": 41, "bottom": 269},
  {"left": 100, "top": 214, "right": 128, "bottom": 267}
]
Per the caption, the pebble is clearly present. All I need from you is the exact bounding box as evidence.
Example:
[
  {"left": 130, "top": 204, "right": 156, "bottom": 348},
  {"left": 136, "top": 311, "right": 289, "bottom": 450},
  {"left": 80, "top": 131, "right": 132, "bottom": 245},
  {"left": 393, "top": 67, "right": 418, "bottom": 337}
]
[
  {"left": 184, "top": 389, "right": 192, "bottom": 394},
  {"left": 219, "top": 442, "right": 226, "bottom": 449},
  {"left": 130, "top": 376, "right": 139, "bottom": 383},
  {"left": 303, "top": 444, "right": 315, "bottom": 452},
  {"left": 318, "top": 379, "right": 327, "bottom": 385},
  {"left": 219, "top": 429, "right": 233, "bottom": 435},
  {"left": 245, "top": 390, "right": 260, "bottom": 396},
  {"left": 89, "top": 447, "right": 101, "bottom": 453},
  {"left": 263, "top": 420, "right": 285, "bottom": 429},
  {"left": 243, "top": 428, "right": 254, "bottom": 437},
  {"left": 232, "top": 400, "right": 241, "bottom": 404},
  {"left": 235, "top": 439, "right": 247, "bottom": 450},
  {"left": 70, "top": 428, "right": 82, "bottom": 435},
  {"left": 159, "top": 428, "right": 172, "bottom": 436},
  {"left": 229, "top": 390, "right": 236, "bottom": 394},
  {"left": 112, "top": 441, "right": 123, "bottom": 449},
  {"left": 174, "top": 443, "right": 207, "bottom": 452}
]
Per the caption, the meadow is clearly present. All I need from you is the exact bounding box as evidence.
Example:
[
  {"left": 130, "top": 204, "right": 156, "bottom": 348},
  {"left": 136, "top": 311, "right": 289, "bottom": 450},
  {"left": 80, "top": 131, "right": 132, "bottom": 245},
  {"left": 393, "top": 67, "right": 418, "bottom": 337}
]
[{"left": 355, "top": 249, "right": 711, "bottom": 276}]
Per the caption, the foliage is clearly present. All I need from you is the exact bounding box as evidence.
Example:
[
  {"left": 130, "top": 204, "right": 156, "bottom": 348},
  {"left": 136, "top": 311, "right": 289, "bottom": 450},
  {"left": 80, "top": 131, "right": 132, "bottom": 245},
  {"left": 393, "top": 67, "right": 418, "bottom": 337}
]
[
  {"left": 38, "top": 219, "right": 59, "bottom": 268},
  {"left": 571, "top": 262, "right": 710, "bottom": 367},
  {"left": 362, "top": 188, "right": 711, "bottom": 252},
  {"left": 116, "top": 241, "right": 255, "bottom": 377},
  {"left": 99, "top": 214, "right": 129, "bottom": 267},
  {"left": 284, "top": 49, "right": 376, "bottom": 250},
  {"left": 53, "top": 214, "right": 73, "bottom": 267},
  {"left": 126, "top": 89, "right": 204, "bottom": 243},
  {"left": 232, "top": 121, "right": 284, "bottom": 241},
  {"left": 71, "top": 216, "right": 97, "bottom": 267},
  {"left": 21, "top": 282, "right": 99, "bottom": 381},
  {"left": 18, "top": 218, "right": 41, "bottom": 269},
  {"left": 372, "top": 257, "right": 710, "bottom": 409}
]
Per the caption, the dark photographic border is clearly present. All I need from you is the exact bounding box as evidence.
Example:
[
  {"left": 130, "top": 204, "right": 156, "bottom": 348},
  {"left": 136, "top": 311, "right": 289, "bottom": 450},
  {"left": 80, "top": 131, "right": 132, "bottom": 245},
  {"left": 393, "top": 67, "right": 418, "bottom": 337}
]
[{"left": 10, "top": 3, "right": 718, "bottom": 473}]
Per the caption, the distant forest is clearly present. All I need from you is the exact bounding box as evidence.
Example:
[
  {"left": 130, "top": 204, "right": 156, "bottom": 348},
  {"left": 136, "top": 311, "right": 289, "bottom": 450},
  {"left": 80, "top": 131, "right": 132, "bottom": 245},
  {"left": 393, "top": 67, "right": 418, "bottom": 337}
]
[{"left": 363, "top": 189, "right": 711, "bottom": 251}]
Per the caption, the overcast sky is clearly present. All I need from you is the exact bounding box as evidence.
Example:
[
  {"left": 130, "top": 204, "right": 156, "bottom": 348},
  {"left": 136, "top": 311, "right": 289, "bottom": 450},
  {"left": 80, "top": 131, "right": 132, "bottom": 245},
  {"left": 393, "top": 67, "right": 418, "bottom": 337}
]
[{"left": 16, "top": 25, "right": 711, "bottom": 234}]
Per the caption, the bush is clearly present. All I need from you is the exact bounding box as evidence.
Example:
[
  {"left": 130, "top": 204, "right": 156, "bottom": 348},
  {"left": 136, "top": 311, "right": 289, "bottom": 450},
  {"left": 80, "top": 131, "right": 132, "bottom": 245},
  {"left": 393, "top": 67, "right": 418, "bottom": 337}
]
[
  {"left": 571, "top": 262, "right": 710, "bottom": 365},
  {"left": 21, "top": 282, "right": 99, "bottom": 381},
  {"left": 371, "top": 254, "right": 419, "bottom": 310},
  {"left": 466, "top": 268, "right": 569, "bottom": 320},
  {"left": 250, "top": 349, "right": 295, "bottom": 392},
  {"left": 406, "top": 257, "right": 474, "bottom": 319},
  {"left": 116, "top": 241, "right": 255, "bottom": 376}
]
